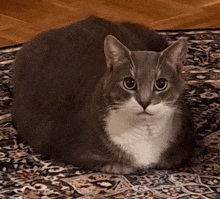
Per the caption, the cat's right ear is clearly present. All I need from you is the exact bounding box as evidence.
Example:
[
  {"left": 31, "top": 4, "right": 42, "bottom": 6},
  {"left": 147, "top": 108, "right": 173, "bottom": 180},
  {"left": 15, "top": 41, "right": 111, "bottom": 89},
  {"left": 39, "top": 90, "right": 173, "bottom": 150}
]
[
  {"left": 104, "top": 35, "right": 131, "bottom": 71},
  {"left": 160, "top": 37, "right": 188, "bottom": 74}
]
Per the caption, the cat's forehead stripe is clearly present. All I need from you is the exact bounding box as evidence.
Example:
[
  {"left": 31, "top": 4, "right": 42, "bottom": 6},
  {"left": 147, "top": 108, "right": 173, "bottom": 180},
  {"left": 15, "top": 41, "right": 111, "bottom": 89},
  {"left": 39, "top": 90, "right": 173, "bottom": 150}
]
[
  {"left": 128, "top": 53, "right": 137, "bottom": 77},
  {"left": 131, "top": 51, "right": 160, "bottom": 70},
  {"left": 130, "top": 68, "right": 135, "bottom": 78}
]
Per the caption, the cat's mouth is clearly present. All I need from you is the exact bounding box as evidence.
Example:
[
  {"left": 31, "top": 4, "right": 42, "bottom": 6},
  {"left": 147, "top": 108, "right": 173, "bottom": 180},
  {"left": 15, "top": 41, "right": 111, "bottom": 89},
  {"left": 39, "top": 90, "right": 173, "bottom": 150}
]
[{"left": 136, "top": 111, "right": 153, "bottom": 116}]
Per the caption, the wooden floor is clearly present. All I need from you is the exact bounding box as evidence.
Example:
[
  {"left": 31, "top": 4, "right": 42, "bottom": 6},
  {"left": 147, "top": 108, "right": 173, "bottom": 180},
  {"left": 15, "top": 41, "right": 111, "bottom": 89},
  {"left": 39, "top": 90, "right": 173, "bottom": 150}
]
[{"left": 0, "top": 0, "right": 220, "bottom": 47}]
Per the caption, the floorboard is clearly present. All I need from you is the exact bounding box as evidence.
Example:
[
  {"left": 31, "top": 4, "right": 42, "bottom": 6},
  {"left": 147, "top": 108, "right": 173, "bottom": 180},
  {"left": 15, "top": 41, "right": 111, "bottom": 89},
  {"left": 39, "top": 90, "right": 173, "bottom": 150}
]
[{"left": 0, "top": 0, "right": 219, "bottom": 46}]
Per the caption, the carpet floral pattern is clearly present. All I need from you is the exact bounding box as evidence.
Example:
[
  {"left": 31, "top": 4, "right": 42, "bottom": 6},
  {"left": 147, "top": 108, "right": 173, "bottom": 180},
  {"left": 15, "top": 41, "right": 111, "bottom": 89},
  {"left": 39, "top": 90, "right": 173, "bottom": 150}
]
[{"left": 0, "top": 28, "right": 220, "bottom": 198}]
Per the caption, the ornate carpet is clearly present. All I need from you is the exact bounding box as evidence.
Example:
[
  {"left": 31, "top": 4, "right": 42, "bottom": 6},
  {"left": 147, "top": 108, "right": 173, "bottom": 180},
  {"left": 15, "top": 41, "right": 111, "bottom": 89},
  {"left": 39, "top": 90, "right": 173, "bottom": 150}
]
[{"left": 1, "top": 28, "right": 220, "bottom": 199}]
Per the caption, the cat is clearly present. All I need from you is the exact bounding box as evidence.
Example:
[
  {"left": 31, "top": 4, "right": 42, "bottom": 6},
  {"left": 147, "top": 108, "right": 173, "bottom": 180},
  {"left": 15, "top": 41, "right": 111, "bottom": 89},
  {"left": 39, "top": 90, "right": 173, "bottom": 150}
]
[{"left": 11, "top": 16, "right": 195, "bottom": 174}]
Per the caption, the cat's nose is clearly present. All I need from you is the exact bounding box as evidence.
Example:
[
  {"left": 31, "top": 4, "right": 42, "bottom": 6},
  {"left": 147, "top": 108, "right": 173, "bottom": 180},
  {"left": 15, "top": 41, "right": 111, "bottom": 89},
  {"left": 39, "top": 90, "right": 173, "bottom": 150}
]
[{"left": 140, "top": 101, "right": 150, "bottom": 110}]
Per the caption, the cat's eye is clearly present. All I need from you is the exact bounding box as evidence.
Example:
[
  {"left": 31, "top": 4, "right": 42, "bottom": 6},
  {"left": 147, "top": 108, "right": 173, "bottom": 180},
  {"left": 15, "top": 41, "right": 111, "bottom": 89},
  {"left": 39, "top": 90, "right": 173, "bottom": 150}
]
[
  {"left": 123, "top": 77, "right": 136, "bottom": 90},
  {"left": 155, "top": 78, "right": 168, "bottom": 91}
]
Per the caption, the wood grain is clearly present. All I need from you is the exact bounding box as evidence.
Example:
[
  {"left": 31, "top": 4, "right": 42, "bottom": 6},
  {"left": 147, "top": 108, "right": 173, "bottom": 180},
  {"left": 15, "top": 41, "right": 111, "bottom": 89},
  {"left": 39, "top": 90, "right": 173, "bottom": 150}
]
[{"left": 0, "top": 0, "right": 219, "bottom": 46}]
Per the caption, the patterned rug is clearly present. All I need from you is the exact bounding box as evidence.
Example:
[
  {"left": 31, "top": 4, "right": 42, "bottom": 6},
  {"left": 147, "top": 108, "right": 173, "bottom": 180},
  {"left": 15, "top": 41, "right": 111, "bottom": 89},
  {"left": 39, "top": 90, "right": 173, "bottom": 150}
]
[{"left": 1, "top": 28, "right": 220, "bottom": 199}]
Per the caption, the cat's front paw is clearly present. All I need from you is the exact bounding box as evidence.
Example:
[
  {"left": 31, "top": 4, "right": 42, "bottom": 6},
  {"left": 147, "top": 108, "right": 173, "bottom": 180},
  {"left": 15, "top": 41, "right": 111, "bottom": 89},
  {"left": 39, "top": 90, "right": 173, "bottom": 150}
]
[
  {"left": 157, "top": 149, "right": 189, "bottom": 170},
  {"left": 100, "top": 164, "right": 134, "bottom": 174}
]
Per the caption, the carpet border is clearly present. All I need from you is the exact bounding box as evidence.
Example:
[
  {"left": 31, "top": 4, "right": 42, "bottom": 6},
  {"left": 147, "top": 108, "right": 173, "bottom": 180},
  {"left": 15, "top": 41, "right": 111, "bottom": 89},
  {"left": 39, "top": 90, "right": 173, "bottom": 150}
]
[
  {"left": 156, "top": 27, "right": 220, "bottom": 32},
  {"left": 0, "top": 43, "right": 23, "bottom": 51}
]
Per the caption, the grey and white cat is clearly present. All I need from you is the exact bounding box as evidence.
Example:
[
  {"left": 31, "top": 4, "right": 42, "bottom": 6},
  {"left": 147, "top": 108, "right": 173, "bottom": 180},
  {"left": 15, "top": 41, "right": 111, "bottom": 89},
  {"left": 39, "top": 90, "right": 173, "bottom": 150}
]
[{"left": 12, "top": 16, "right": 195, "bottom": 174}]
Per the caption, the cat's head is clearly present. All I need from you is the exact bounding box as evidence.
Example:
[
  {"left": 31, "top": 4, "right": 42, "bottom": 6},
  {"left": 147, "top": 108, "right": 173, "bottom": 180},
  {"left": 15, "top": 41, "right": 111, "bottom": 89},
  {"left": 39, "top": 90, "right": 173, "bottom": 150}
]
[{"left": 102, "top": 35, "right": 187, "bottom": 117}]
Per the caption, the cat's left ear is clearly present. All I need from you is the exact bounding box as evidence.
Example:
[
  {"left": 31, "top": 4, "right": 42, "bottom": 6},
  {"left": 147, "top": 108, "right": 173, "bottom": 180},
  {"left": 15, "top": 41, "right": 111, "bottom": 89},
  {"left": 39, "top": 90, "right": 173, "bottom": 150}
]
[
  {"left": 104, "top": 35, "right": 131, "bottom": 71},
  {"left": 160, "top": 37, "right": 188, "bottom": 73}
]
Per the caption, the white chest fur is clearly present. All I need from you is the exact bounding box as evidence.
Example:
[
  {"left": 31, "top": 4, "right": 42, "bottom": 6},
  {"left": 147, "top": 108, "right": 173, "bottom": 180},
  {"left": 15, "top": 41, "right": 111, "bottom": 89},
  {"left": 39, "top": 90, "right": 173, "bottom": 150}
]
[{"left": 104, "top": 97, "right": 175, "bottom": 168}]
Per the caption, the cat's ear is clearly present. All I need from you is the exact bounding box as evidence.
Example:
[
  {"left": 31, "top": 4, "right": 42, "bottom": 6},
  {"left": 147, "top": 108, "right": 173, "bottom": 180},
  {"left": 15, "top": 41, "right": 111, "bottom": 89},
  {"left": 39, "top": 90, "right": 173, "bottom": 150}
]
[
  {"left": 160, "top": 37, "right": 187, "bottom": 73},
  {"left": 104, "top": 35, "right": 131, "bottom": 71}
]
